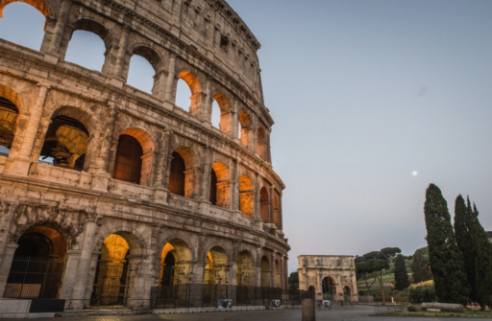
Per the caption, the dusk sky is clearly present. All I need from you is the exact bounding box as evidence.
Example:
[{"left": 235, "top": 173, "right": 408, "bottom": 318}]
[{"left": 1, "top": 0, "right": 491, "bottom": 272}]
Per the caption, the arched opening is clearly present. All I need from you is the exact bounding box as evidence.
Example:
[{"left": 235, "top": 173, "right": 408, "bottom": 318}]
[
  {"left": 0, "top": 2, "right": 46, "bottom": 50},
  {"left": 260, "top": 256, "right": 271, "bottom": 288},
  {"left": 211, "top": 93, "right": 232, "bottom": 133},
  {"left": 236, "top": 250, "right": 254, "bottom": 287},
  {"left": 274, "top": 259, "right": 282, "bottom": 288},
  {"left": 239, "top": 175, "right": 254, "bottom": 216},
  {"left": 0, "top": 96, "right": 18, "bottom": 155},
  {"left": 209, "top": 168, "right": 218, "bottom": 205},
  {"left": 307, "top": 286, "right": 316, "bottom": 299},
  {"left": 4, "top": 225, "right": 66, "bottom": 299},
  {"left": 168, "top": 148, "right": 193, "bottom": 197},
  {"left": 113, "top": 135, "right": 143, "bottom": 184},
  {"left": 39, "top": 114, "right": 89, "bottom": 171},
  {"left": 322, "top": 277, "right": 336, "bottom": 300},
  {"left": 91, "top": 234, "right": 133, "bottom": 306},
  {"left": 160, "top": 240, "right": 192, "bottom": 287},
  {"left": 126, "top": 55, "right": 156, "bottom": 93},
  {"left": 211, "top": 100, "right": 221, "bottom": 129},
  {"left": 210, "top": 162, "right": 230, "bottom": 208},
  {"left": 344, "top": 286, "right": 351, "bottom": 304},
  {"left": 168, "top": 152, "right": 185, "bottom": 196},
  {"left": 113, "top": 128, "right": 154, "bottom": 186},
  {"left": 65, "top": 20, "right": 108, "bottom": 72},
  {"left": 175, "top": 71, "right": 201, "bottom": 113},
  {"left": 238, "top": 110, "right": 251, "bottom": 147},
  {"left": 260, "top": 187, "right": 270, "bottom": 223},
  {"left": 256, "top": 127, "right": 268, "bottom": 161},
  {"left": 204, "top": 247, "right": 228, "bottom": 285},
  {"left": 272, "top": 192, "right": 282, "bottom": 228}
]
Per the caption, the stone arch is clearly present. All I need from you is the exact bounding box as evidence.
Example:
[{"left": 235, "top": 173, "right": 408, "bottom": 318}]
[
  {"left": 256, "top": 126, "right": 268, "bottom": 160},
  {"left": 211, "top": 92, "right": 232, "bottom": 133},
  {"left": 203, "top": 246, "right": 229, "bottom": 285},
  {"left": 322, "top": 276, "right": 336, "bottom": 300},
  {"left": 175, "top": 69, "right": 202, "bottom": 113},
  {"left": 260, "top": 255, "right": 271, "bottom": 288},
  {"left": 236, "top": 250, "right": 254, "bottom": 286},
  {"left": 4, "top": 223, "right": 67, "bottom": 299},
  {"left": 159, "top": 238, "right": 193, "bottom": 286},
  {"left": 239, "top": 175, "right": 255, "bottom": 217},
  {"left": 259, "top": 186, "right": 270, "bottom": 223},
  {"left": 90, "top": 230, "right": 146, "bottom": 306},
  {"left": 272, "top": 191, "right": 282, "bottom": 228},
  {"left": 38, "top": 106, "right": 94, "bottom": 171},
  {"left": 0, "top": 96, "right": 19, "bottom": 155},
  {"left": 124, "top": 45, "right": 162, "bottom": 94},
  {"left": 168, "top": 146, "right": 194, "bottom": 198},
  {"left": 238, "top": 109, "right": 252, "bottom": 147},
  {"left": 0, "top": 0, "right": 52, "bottom": 17},
  {"left": 113, "top": 128, "right": 155, "bottom": 186},
  {"left": 210, "top": 161, "right": 230, "bottom": 208},
  {"left": 274, "top": 258, "right": 281, "bottom": 288}
]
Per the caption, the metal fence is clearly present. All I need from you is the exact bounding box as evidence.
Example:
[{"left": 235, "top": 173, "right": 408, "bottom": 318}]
[{"left": 150, "top": 284, "right": 285, "bottom": 308}]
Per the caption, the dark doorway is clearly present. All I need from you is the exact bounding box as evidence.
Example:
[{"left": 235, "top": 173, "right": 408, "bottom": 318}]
[
  {"left": 161, "top": 252, "right": 175, "bottom": 287},
  {"left": 113, "top": 135, "right": 143, "bottom": 184},
  {"left": 168, "top": 152, "right": 186, "bottom": 196}
]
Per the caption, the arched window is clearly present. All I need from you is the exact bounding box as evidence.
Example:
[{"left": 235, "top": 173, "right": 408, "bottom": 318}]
[
  {"left": 272, "top": 191, "right": 282, "bottom": 228},
  {"left": 168, "top": 151, "right": 186, "bottom": 196},
  {"left": 322, "top": 277, "right": 336, "bottom": 300},
  {"left": 0, "top": 2, "right": 45, "bottom": 50},
  {"left": 260, "top": 256, "right": 271, "bottom": 288},
  {"left": 160, "top": 240, "right": 192, "bottom": 286},
  {"left": 39, "top": 115, "right": 89, "bottom": 171},
  {"left": 210, "top": 162, "right": 230, "bottom": 208},
  {"left": 113, "top": 135, "right": 143, "bottom": 184},
  {"left": 204, "top": 246, "right": 228, "bottom": 285},
  {"left": 260, "top": 187, "right": 270, "bottom": 223},
  {"left": 0, "top": 96, "right": 18, "bottom": 155},
  {"left": 238, "top": 110, "right": 251, "bottom": 147},
  {"left": 5, "top": 225, "right": 66, "bottom": 299},
  {"left": 65, "top": 20, "right": 108, "bottom": 72},
  {"left": 211, "top": 99, "right": 221, "bottom": 129},
  {"left": 126, "top": 55, "right": 155, "bottom": 93},
  {"left": 175, "top": 70, "right": 201, "bottom": 113},
  {"left": 256, "top": 127, "right": 268, "bottom": 160},
  {"left": 239, "top": 175, "right": 254, "bottom": 216}
]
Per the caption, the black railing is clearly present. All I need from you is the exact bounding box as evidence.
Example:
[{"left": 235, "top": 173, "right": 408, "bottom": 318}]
[{"left": 151, "top": 284, "right": 284, "bottom": 309}]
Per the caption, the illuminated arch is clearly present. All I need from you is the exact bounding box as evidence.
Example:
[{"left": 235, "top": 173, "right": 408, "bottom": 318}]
[
  {"left": 0, "top": 0, "right": 50, "bottom": 17},
  {"left": 259, "top": 187, "right": 270, "bottom": 223},
  {"left": 238, "top": 110, "right": 252, "bottom": 147},
  {"left": 160, "top": 239, "right": 192, "bottom": 286},
  {"left": 239, "top": 175, "right": 254, "bottom": 216},
  {"left": 210, "top": 161, "right": 230, "bottom": 208},
  {"left": 175, "top": 70, "right": 201, "bottom": 113},
  {"left": 168, "top": 147, "right": 194, "bottom": 197}
]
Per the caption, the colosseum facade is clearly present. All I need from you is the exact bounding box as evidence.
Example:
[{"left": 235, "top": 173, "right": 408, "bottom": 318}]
[{"left": 0, "top": 0, "right": 288, "bottom": 310}]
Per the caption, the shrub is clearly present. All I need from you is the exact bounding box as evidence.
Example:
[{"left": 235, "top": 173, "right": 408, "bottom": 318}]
[{"left": 409, "top": 283, "right": 436, "bottom": 303}]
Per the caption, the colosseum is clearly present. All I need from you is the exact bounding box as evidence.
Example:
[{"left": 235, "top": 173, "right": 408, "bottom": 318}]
[{"left": 0, "top": 0, "right": 288, "bottom": 311}]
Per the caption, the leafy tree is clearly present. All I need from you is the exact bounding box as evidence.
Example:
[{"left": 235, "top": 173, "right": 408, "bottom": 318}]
[
  {"left": 424, "top": 184, "right": 469, "bottom": 304},
  {"left": 381, "top": 247, "right": 402, "bottom": 258},
  {"left": 454, "top": 196, "right": 475, "bottom": 300},
  {"left": 411, "top": 247, "right": 432, "bottom": 283},
  {"left": 394, "top": 254, "right": 410, "bottom": 290},
  {"left": 467, "top": 201, "right": 492, "bottom": 308},
  {"left": 288, "top": 272, "right": 299, "bottom": 293}
]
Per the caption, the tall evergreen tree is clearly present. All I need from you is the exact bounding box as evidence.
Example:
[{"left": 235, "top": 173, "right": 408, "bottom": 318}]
[
  {"left": 424, "top": 184, "right": 469, "bottom": 304},
  {"left": 467, "top": 201, "right": 492, "bottom": 309},
  {"left": 411, "top": 247, "right": 433, "bottom": 283},
  {"left": 394, "top": 254, "right": 410, "bottom": 290},
  {"left": 454, "top": 195, "right": 475, "bottom": 300}
]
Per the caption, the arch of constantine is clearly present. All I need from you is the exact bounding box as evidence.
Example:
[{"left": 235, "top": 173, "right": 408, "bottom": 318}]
[
  {"left": 0, "top": 0, "right": 288, "bottom": 310},
  {"left": 298, "top": 255, "right": 359, "bottom": 304}
]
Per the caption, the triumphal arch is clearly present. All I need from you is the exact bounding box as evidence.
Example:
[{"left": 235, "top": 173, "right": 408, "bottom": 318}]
[
  {"left": 298, "top": 255, "right": 358, "bottom": 304},
  {"left": 0, "top": 0, "right": 288, "bottom": 310}
]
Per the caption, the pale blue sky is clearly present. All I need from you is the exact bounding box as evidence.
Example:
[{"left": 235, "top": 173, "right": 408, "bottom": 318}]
[{"left": 1, "top": 1, "right": 491, "bottom": 272}]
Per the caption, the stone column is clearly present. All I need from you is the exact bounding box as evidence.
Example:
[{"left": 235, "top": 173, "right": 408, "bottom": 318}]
[
  {"left": 253, "top": 174, "right": 261, "bottom": 221},
  {"left": 251, "top": 116, "right": 259, "bottom": 154},
  {"left": 59, "top": 250, "right": 81, "bottom": 306},
  {"left": 70, "top": 221, "right": 97, "bottom": 310},
  {"left": 164, "top": 55, "right": 177, "bottom": 105},
  {"left": 4, "top": 85, "right": 48, "bottom": 176},
  {"left": 152, "top": 66, "right": 169, "bottom": 101},
  {"left": 231, "top": 101, "right": 240, "bottom": 140},
  {"left": 230, "top": 160, "right": 239, "bottom": 211},
  {"left": 102, "top": 27, "right": 129, "bottom": 82},
  {"left": 0, "top": 243, "right": 18, "bottom": 298},
  {"left": 200, "top": 149, "right": 213, "bottom": 203},
  {"left": 41, "top": 0, "right": 72, "bottom": 59}
]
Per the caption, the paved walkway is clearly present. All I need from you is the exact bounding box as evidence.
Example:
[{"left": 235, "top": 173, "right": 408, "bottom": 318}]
[{"left": 5, "top": 305, "right": 492, "bottom": 321}]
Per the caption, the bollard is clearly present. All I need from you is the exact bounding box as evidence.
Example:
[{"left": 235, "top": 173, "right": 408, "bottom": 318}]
[{"left": 302, "top": 298, "right": 316, "bottom": 321}]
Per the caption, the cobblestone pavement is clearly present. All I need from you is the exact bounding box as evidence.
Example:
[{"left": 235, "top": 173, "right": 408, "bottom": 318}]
[{"left": 6, "top": 306, "right": 492, "bottom": 321}]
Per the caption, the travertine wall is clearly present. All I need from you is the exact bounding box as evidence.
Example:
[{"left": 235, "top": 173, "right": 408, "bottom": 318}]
[
  {"left": 298, "top": 255, "right": 358, "bottom": 303},
  {"left": 0, "top": 0, "right": 288, "bottom": 310}
]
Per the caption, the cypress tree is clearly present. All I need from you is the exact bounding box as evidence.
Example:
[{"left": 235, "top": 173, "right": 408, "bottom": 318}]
[
  {"left": 424, "top": 184, "right": 469, "bottom": 304},
  {"left": 467, "top": 201, "right": 492, "bottom": 309},
  {"left": 454, "top": 195, "right": 475, "bottom": 300},
  {"left": 411, "top": 247, "right": 433, "bottom": 283},
  {"left": 394, "top": 254, "right": 410, "bottom": 290}
]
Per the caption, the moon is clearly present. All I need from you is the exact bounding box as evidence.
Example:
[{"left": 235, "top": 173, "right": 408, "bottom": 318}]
[{"left": 412, "top": 170, "right": 419, "bottom": 177}]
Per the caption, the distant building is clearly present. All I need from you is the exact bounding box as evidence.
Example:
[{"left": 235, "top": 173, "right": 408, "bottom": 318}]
[{"left": 298, "top": 255, "right": 359, "bottom": 303}]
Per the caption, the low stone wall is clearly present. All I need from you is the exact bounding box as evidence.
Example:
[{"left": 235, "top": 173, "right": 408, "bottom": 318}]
[{"left": 0, "top": 299, "right": 55, "bottom": 318}]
